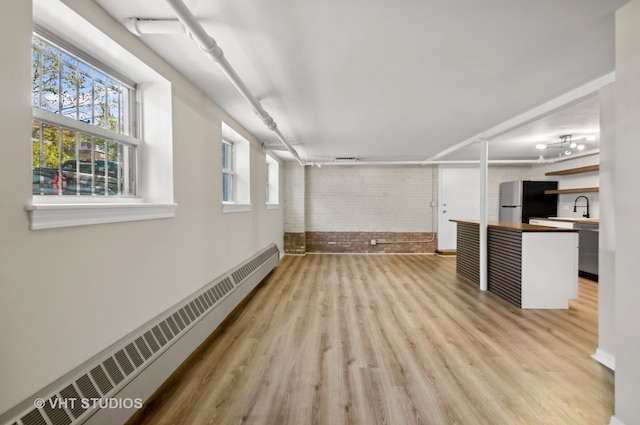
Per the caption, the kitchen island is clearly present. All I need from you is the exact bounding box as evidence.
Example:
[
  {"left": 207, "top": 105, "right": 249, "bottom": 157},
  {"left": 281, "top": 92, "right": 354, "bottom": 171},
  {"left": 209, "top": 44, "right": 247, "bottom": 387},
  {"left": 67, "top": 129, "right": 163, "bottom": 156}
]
[
  {"left": 450, "top": 220, "right": 579, "bottom": 309},
  {"left": 529, "top": 217, "right": 599, "bottom": 281}
]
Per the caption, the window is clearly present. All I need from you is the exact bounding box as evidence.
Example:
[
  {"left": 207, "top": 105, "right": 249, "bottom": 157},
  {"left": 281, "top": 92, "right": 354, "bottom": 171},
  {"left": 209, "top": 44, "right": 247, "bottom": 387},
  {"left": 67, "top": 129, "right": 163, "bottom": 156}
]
[
  {"left": 222, "top": 140, "right": 235, "bottom": 202},
  {"left": 221, "top": 123, "right": 251, "bottom": 213},
  {"left": 31, "top": 34, "right": 138, "bottom": 197},
  {"left": 27, "top": 0, "right": 176, "bottom": 230},
  {"left": 266, "top": 154, "right": 279, "bottom": 206}
]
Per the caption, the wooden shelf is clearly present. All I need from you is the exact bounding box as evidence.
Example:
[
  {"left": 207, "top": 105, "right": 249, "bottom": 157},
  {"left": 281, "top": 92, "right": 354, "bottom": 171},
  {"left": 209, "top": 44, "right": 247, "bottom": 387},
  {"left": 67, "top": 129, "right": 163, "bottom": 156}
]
[
  {"left": 544, "top": 187, "right": 599, "bottom": 194},
  {"left": 545, "top": 165, "right": 599, "bottom": 176}
]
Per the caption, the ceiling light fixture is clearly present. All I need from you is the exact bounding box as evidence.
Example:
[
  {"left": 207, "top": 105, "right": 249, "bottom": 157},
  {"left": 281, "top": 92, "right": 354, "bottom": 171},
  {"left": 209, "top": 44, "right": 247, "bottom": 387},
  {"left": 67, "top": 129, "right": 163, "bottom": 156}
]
[{"left": 535, "top": 134, "right": 591, "bottom": 157}]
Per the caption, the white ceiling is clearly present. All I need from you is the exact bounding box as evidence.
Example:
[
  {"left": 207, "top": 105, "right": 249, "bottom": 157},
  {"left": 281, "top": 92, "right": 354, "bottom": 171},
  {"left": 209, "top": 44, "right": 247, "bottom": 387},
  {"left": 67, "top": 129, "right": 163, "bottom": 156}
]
[
  {"left": 95, "top": 0, "right": 627, "bottom": 162},
  {"left": 443, "top": 94, "right": 601, "bottom": 161}
]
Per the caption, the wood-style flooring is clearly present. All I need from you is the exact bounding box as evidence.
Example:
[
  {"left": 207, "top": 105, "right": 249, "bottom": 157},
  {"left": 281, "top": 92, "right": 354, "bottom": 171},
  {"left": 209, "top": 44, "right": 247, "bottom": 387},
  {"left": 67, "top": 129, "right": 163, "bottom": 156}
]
[{"left": 127, "top": 254, "right": 612, "bottom": 425}]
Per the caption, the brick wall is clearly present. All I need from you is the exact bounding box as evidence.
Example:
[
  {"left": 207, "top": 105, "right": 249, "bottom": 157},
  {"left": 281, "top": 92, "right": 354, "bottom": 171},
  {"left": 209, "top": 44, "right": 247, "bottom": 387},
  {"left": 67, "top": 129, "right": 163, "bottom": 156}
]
[
  {"left": 306, "top": 231, "right": 437, "bottom": 253},
  {"left": 281, "top": 164, "right": 535, "bottom": 254},
  {"left": 305, "top": 165, "right": 436, "bottom": 232},
  {"left": 284, "top": 232, "right": 306, "bottom": 254}
]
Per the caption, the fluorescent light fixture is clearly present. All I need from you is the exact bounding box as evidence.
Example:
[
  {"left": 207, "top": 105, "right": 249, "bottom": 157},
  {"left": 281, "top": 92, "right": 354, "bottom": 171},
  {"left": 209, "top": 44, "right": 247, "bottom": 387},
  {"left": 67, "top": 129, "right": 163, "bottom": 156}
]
[{"left": 535, "top": 143, "right": 547, "bottom": 150}]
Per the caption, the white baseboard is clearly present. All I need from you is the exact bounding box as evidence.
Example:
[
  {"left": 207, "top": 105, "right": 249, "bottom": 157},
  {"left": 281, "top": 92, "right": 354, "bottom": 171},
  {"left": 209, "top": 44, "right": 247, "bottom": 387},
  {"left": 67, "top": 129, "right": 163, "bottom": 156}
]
[
  {"left": 609, "top": 415, "right": 627, "bottom": 425},
  {"left": 592, "top": 348, "right": 615, "bottom": 370}
]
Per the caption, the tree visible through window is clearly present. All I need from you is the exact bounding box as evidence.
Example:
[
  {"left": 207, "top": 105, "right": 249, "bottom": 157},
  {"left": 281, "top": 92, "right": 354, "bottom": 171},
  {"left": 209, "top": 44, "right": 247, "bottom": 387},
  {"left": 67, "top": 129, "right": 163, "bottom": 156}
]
[{"left": 31, "top": 34, "right": 138, "bottom": 196}]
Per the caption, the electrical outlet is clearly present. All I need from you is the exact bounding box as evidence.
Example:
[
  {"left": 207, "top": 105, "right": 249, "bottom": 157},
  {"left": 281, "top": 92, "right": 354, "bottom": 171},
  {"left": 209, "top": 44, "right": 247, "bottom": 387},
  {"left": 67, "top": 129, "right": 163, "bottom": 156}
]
[
  {"left": 370, "top": 239, "right": 377, "bottom": 245},
  {"left": 430, "top": 201, "right": 437, "bottom": 207},
  {"left": 562, "top": 205, "right": 570, "bottom": 211}
]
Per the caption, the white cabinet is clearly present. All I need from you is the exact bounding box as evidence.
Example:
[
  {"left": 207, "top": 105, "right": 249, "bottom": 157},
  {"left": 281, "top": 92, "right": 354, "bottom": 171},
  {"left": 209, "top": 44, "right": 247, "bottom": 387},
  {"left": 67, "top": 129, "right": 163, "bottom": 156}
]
[{"left": 521, "top": 232, "right": 579, "bottom": 306}]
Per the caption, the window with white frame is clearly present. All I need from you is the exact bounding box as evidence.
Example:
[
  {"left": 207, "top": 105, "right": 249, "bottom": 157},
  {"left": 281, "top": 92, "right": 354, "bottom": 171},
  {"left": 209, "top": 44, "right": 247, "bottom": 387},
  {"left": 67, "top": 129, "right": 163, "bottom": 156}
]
[
  {"left": 266, "top": 154, "right": 279, "bottom": 205},
  {"left": 222, "top": 140, "right": 235, "bottom": 202},
  {"left": 221, "top": 123, "right": 251, "bottom": 212},
  {"left": 28, "top": 0, "right": 176, "bottom": 230},
  {"left": 31, "top": 33, "right": 138, "bottom": 197}
]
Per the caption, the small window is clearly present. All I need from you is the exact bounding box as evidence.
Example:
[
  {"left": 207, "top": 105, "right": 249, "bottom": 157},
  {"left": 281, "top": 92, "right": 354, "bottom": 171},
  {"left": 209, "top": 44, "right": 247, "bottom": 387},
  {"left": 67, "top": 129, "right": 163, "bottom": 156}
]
[
  {"left": 221, "top": 123, "right": 251, "bottom": 212},
  {"left": 266, "top": 154, "right": 279, "bottom": 205},
  {"left": 222, "top": 140, "right": 235, "bottom": 202},
  {"left": 27, "top": 1, "right": 176, "bottom": 230},
  {"left": 31, "top": 34, "right": 138, "bottom": 197}
]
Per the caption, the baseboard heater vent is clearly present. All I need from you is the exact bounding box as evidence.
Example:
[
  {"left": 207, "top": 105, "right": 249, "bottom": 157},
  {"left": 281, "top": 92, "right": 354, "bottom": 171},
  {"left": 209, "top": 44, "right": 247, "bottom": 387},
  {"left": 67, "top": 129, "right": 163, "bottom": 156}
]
[{"left": 2, "top": 244, "right": 280, "bottom": 425}]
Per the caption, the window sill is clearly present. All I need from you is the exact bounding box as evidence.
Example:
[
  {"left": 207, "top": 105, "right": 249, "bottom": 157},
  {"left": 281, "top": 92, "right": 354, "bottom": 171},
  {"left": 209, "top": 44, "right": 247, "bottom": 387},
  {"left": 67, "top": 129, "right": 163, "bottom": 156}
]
[
  {"left": 222, "top": 203, "right": 252, "bottom": 213},
  {"left": 26, "top": 202, "right": 177, "bottom": 230},
  {"left": 266, "top": 203, "right": 280, "bottom": 210}
]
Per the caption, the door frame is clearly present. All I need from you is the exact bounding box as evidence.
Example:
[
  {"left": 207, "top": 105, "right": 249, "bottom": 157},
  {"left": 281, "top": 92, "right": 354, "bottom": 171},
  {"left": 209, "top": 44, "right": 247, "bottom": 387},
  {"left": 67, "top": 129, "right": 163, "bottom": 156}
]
[{"left": 437, "top": 165, "right": 480, "bottom": 251}]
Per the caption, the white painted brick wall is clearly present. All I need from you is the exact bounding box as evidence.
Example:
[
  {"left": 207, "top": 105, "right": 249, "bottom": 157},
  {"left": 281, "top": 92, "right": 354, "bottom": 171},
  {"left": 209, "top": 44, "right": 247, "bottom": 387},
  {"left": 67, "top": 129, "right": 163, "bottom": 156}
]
[
  {"left": 283, "top": 163, "right": 557, "bottom": 232},
  {"left": 305, "top": 165, "right": 437, "bottom": 232},
  {"left": 283, "top": 161, "right": 306, "bottom": 232}
]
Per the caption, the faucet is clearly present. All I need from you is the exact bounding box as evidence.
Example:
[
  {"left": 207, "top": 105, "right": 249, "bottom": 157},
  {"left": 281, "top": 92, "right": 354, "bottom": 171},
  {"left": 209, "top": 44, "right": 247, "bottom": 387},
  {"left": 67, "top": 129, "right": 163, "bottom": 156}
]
[{"left": 573, "top": 195, "right": 590, "bottom": 218}]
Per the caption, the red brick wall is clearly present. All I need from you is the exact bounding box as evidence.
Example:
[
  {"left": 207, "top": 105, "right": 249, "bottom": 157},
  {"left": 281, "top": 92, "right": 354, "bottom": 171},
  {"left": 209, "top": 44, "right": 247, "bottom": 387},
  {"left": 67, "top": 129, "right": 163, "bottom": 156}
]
[
  {"left": 305, "top": 232, "right": 437, "bottom": 254},
  {"left": 284, "top": 232, "right": 306, "bottom": 254}
]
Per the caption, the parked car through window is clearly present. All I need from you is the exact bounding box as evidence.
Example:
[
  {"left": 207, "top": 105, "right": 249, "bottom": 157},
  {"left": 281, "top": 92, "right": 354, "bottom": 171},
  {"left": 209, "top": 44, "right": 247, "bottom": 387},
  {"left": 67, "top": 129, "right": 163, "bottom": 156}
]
[{"left": 31, "top": 34, "right": 137, "bottom": 197}]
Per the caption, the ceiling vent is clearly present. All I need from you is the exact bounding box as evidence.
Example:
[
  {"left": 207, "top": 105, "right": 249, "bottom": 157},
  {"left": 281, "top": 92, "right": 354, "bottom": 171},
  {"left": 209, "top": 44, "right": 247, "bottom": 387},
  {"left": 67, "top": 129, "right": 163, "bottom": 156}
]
[{"left": 333, "top": 157, "right": 359, "bottom": 162}]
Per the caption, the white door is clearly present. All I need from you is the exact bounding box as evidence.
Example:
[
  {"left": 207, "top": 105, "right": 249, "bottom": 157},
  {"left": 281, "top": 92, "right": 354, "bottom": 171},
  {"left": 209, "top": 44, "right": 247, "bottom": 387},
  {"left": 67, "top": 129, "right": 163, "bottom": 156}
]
[{"left": 438, "top": 166, "right": 480, "bottom": 251}]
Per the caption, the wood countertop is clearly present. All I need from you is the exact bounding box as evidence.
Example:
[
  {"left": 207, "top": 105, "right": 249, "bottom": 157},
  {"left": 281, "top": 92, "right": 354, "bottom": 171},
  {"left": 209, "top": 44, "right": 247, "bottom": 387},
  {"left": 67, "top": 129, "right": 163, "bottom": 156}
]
[{"left": 450, "top": 219, "right": 578, "bottom": 232}]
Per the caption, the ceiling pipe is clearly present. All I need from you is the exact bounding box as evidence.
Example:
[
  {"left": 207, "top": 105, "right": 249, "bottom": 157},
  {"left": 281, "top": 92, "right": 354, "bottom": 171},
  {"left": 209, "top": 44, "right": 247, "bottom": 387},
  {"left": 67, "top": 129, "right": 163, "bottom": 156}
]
[
  {"left": 306, "top": 148, "right": 599, "bottom": 167},
  {"left": 126, "top": 5, "right": 605, "bottom": 168},
  {"left": 133, "top": 0, "right": 306, "bottom": 165},
  {"left": 309, "top": 159, "right": 543, "bottom": 167}
]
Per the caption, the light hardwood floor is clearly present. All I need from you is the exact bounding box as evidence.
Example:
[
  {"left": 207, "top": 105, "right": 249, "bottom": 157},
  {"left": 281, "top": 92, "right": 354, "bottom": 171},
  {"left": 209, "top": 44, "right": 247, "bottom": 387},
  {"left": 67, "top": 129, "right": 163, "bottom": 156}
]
[{"left": 127, "top": 254, "right": 612, "bottom": 425}]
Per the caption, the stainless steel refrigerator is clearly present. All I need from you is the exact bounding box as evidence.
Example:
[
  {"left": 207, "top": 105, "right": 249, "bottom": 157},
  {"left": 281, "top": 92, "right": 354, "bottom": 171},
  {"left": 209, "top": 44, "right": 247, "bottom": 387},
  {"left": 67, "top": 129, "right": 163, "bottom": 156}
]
[{"left": 499, "top": 180, "right": 558, "bottom": 223}]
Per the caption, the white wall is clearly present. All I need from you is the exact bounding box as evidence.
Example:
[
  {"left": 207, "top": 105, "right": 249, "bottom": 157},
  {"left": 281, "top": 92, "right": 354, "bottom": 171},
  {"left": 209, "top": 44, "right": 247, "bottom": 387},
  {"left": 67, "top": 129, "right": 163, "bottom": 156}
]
[
  {"left": 0, "top": 0, "right": 283, "bottom": 415},
  {"left": 305, "top": 165, "right": 437, "bottom": 232},
  {"left": 297, "top": 164, "right": 531, "bottom": 233},
  {"left": 611, "top": 1, "right": 640, "bottom": 423},
  {"left": 598, "top": 84, "right": 616, "bottom": 369},
  {"left": 283, "top": 162, "right": 306, "bottom": 233},
  {"left": 532, "top": 154, "right": 600, "bottom": 219},
  {"left": 487, "top": 165, "right": 532, "bottom": 221}
]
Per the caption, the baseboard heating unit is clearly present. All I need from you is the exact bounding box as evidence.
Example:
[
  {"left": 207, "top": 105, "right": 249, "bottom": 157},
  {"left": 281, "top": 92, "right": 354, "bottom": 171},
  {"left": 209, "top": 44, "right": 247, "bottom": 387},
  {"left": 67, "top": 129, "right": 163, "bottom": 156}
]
[{"left": 1, "top": 244, "right": 280, "bottom": 425}]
